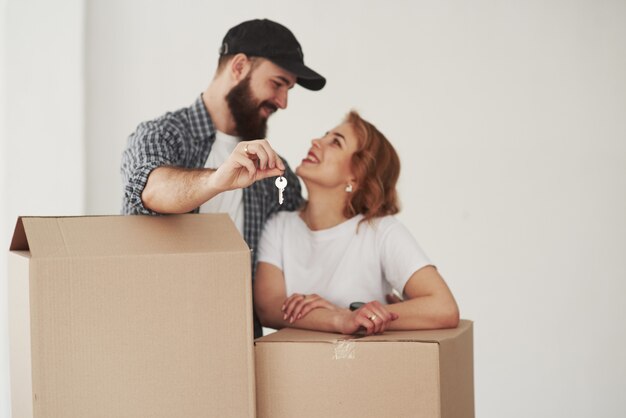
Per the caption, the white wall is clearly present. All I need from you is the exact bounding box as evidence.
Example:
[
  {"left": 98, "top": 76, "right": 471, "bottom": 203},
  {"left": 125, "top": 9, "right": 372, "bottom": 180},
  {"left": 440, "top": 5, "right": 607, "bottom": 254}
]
[
  {"left": 2, "top": 0, "right": 626, "bottom": 417},
  {"left": 1, "top": 1, "right": 85, "bottom": 417},
  {"left": 1, "top": 1, "right": 8, "bottom": 416}
]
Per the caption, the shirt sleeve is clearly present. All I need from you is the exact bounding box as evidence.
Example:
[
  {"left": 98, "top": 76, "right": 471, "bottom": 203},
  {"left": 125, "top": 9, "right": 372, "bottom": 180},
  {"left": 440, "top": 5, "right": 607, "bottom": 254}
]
[
  {"left": 120, "top": 122, "right": 179, "bottom": 215},
  {"left": 256, "top": 212, "right": 285, "bottom": 271},
  {"left": 379, "top": 217, "right": 433, "bottom": 294}
]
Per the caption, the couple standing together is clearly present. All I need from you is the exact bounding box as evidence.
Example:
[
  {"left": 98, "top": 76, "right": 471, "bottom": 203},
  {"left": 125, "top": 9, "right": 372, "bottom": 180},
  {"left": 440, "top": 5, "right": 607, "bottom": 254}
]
[{"left": 121, "top": 19, "right": 459, "bottom": 339}]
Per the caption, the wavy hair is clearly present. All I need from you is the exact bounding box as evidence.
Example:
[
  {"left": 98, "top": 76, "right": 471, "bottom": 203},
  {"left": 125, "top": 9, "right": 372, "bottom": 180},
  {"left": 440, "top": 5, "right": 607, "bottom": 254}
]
[{"left": 344, "top": 111, "right": 401, "bottom": 223}]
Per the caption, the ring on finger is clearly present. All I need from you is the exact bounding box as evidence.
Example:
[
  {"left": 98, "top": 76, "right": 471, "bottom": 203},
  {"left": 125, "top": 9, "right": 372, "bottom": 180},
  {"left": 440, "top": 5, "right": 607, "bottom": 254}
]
[
  {"left": 244, "top": 144, "right": 249, "bottom": 154},
  {"left": 368, "top": 314, "right": 377, "bottom": 321}
]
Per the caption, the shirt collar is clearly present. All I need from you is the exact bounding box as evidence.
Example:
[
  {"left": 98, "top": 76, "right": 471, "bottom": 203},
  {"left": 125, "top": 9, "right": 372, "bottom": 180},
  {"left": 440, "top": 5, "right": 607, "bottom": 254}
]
[{"left": 189, "top": 94, "right": 216, "bottom": 144}]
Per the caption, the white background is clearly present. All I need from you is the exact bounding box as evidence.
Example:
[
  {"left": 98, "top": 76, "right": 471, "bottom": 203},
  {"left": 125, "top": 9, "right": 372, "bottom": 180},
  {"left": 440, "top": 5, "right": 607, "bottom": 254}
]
[{"left": 2, "top": 0, "right": 625, "bottom": 417}]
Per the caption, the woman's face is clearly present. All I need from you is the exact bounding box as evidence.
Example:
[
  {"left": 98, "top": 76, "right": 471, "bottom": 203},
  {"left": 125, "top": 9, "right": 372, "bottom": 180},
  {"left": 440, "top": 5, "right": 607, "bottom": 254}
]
[{"left": 295, "top": 121, "right": 359, "bottom": 190}]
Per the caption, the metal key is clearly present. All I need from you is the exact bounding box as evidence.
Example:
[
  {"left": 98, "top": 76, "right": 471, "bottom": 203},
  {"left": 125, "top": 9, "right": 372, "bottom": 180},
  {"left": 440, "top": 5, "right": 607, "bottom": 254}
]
[{"left": 275, "top": 176, "right": 287, "bottom": 205}]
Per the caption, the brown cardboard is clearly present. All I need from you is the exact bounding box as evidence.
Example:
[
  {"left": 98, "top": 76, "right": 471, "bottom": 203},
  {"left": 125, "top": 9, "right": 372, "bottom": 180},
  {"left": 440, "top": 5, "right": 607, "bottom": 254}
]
[
  {"left": 255, "top": 320, "right": 474, "bottom": 418},
  {"left": 8, "top": 214, "right": 255, "bottom": 418}
]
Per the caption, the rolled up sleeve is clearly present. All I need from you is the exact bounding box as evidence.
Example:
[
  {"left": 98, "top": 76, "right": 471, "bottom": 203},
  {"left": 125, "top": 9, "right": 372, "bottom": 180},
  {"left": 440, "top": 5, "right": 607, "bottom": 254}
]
[{"left": 120, "top": 123, "right": 178, "bottom": 215}]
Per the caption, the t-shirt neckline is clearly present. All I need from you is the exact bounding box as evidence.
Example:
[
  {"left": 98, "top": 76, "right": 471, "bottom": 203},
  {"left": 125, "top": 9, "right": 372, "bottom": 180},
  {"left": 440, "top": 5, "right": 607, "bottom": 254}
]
[{"left": 295, "top": 213, "right": 364, "bottom": 241}]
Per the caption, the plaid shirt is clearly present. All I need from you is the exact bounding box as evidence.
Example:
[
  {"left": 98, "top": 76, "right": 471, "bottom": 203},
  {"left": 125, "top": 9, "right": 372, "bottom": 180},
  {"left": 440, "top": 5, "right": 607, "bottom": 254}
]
[{"left": 121, "top": 95, "right": 304, "bottom": 336}]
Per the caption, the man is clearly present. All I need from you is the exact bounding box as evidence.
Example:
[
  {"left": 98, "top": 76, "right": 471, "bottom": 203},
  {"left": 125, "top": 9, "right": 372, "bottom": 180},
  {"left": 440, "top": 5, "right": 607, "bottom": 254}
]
[{"left": 121, "top": 19, "right": 326, "bottom": 337}]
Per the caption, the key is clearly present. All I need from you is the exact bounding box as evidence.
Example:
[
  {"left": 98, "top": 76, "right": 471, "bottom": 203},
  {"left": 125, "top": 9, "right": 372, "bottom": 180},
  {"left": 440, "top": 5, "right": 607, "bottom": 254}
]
[{"left": 275, "top": 176, "right": 287, "bottom": 205}]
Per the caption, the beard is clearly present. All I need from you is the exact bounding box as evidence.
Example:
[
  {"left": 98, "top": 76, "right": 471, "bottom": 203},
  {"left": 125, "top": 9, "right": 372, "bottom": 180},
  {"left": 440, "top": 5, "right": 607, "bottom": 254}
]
[{"left": 225, "top": 75, "right": 277, "bottom": 140}]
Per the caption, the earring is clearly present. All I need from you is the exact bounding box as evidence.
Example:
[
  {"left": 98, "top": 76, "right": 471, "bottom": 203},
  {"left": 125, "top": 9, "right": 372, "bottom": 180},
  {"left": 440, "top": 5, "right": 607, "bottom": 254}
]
[{"left": 345, "top": 184, "right": 353, "bottom": 193}]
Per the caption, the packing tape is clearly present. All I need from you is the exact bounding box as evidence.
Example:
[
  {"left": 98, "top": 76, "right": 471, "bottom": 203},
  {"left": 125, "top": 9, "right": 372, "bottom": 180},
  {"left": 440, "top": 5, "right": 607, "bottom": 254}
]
[{"left": 333, "top": 340, "right": 356, "bottom": 360}]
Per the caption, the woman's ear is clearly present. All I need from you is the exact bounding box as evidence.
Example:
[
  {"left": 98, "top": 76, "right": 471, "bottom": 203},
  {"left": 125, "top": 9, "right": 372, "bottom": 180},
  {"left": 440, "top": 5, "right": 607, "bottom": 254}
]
[{"left": 229, "top": 53, "right": 252, "bottom": 82}]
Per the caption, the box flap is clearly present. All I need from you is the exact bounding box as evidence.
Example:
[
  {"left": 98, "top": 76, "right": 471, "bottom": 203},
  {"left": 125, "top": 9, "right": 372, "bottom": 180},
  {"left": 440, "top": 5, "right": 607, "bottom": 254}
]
[
  {"left": 9, "top": 217, "right": 28, "bottom": 251},
  {"left": 9, "top": 214, "right": 248, "bottom": 258},
  {"left": 256, "top": 319, "right": 472, "bottom": 344}
]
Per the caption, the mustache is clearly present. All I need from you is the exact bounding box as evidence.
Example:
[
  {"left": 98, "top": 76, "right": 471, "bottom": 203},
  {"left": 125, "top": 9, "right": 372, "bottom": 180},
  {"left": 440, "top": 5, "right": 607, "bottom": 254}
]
[{"left": 260, "top": 102, "right": 277, "bottom": 113}]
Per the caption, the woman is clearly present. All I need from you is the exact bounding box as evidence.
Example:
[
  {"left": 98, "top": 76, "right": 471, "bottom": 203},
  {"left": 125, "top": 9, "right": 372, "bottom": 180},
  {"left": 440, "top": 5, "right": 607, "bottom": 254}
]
[{"left": 254, "top": 111, "right": 459, "bottom": 335}]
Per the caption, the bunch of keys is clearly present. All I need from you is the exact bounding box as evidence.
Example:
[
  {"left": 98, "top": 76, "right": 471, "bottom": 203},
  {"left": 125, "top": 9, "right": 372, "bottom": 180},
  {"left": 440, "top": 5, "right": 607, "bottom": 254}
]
[{"left": 275, "top": 176, "right": 287, "bottom": 205}]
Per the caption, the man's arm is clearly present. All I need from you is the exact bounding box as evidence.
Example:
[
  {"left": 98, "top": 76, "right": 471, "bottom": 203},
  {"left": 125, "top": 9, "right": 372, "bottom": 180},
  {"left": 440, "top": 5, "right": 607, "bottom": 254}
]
[
  {"left": 132, "top": 138, "right": 285, "bottom": 214},
  {"left": 141, "top": 166, "right": 218, "bottom": 214}
]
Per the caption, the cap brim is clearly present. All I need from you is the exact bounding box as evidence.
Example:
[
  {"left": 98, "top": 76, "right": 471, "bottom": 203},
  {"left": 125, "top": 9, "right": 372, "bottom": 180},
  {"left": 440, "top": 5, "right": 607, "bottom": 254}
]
[{"left": 270, "top": 58, "right": 326, "bottom": 91}]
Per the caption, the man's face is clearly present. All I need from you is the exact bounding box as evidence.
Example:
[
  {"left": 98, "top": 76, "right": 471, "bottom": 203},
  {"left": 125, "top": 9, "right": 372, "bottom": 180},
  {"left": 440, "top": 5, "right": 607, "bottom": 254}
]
[{"left": 226, "top": 59, "right": 296, "bottom": 140}]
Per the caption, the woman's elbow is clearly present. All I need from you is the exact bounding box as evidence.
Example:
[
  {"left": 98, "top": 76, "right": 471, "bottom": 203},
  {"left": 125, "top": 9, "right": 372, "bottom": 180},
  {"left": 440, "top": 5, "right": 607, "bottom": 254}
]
[
  {"left": 439, "top": 302, "right": 460, "bottom": 329},
  {"left": 255, "top": 306, "right": 271, "bottom": 328},
  {"left": 255, "top": 305, "right": 282, "bottom": 330}
]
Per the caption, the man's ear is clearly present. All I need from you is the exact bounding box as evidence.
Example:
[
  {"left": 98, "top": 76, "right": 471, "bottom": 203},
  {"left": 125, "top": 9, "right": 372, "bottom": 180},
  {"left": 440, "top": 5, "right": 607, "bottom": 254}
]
[{"left": 229, "top": 53, "right": 252, "bottom": 83}]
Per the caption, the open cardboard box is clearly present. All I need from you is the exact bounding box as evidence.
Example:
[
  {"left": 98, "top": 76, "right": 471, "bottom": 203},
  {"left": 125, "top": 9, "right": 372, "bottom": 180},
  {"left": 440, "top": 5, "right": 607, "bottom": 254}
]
[
  {"left": 8, "top": 214, "right": 255, "bottom": 418},
  {"left": 255, "top": 320, "right": 474, "bottom": 418}
]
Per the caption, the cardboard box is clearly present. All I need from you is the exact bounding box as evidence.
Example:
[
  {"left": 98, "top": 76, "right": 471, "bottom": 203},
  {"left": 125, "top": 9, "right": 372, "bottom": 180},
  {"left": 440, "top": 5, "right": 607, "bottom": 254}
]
[
  {"left": 8, "top": 214, "right": 255, "bottom": 418},
  {"left": 255, "top": 320, "right": 474, "bottom": 418}
]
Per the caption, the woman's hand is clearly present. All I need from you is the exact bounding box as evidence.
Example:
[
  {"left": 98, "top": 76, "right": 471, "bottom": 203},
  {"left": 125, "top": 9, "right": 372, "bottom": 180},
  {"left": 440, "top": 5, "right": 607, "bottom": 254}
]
[
  {"left": 282, "top": 293, "right": 339, "bottom": 323},
  {"left": 337, "top": 301, "right": 399, "bottom": 335},
  {"left": 210, "top": 139, "right": 285, "bottom": 192}
]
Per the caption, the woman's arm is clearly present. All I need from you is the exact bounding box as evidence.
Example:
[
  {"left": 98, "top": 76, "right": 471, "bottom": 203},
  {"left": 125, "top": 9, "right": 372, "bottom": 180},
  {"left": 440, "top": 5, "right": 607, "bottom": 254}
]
[
  {"left": 386, "top": 265, "right": 460, "bottom": 330},
  {"left": 254, "top": 262, "right": 397, "bottom": 335},
  {"left": 254, "top": 262, "right": 341, "bottom": 332}
]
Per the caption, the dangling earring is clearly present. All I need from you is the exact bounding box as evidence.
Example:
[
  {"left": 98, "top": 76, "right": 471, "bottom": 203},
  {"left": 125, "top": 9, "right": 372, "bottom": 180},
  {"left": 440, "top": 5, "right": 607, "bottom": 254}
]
[{"left": 345, "top": 184, "right": 353, "bottom": 193}]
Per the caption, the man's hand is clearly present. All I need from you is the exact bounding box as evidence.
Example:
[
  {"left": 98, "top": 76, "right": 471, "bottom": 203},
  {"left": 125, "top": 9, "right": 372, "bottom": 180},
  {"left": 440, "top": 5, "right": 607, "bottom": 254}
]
[
  {"left": 210, "top": 139, "right": 285, "bottom": 192},
  {"left": 141, "top": 139, "right": 286, "bottom": 214}
]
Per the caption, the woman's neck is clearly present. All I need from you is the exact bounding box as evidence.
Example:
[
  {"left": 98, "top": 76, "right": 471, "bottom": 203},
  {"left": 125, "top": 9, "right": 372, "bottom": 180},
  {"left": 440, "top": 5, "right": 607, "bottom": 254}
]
[{"left": 300, "top": 186, "right": 350, "bottom": 231}]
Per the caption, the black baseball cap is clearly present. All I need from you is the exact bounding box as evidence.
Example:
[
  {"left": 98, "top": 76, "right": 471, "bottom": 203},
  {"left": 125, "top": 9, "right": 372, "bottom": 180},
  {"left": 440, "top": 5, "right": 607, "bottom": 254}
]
[{"left": 219, "top": 19, "right": 326, "bottom": 91}]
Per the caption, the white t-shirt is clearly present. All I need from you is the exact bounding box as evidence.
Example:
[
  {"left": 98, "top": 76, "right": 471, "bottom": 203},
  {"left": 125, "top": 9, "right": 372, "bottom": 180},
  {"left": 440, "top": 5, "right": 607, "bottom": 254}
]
[
  {"left": 256, "top": 212, "right": 432, "bottom": 308},
  {"left": 200, "top": 131, "right": 244, "bottom": 234}
]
